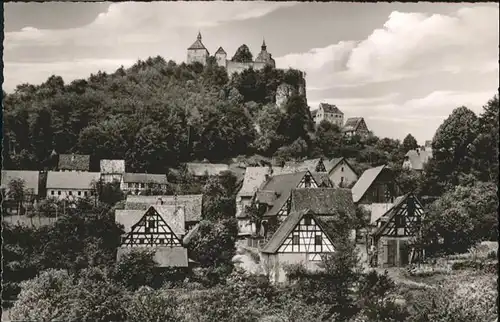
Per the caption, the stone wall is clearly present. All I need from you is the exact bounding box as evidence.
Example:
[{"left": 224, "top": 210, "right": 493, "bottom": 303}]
[
  {"left": 226, "top": 61, "right": 267, "bottom": 77},
  {"left": 187, "top": 49, "right": 208, "bottom": 66}
]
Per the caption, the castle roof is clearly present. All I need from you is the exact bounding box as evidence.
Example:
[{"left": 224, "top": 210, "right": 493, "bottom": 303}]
[
  {"left": 188, "top": 32, "right": 208, "bottom": 51},
  {"left": 215, "top": 47, "right": 227, "bottom": 55},
  {"left": 342, "top": 117, "right": 365, "bottom": 132},
  {"left": 319, "top": 103, "right": 343, "bottom": 114}
]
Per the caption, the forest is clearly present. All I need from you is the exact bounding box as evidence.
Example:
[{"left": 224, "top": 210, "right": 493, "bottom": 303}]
[{"left": 2, "top": 54, "right": 499, "bottom": 321}]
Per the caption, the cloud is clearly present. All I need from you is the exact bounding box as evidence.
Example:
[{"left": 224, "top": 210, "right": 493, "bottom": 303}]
[
  {"left": 275, "top": 5, "right": 499, "bottom": 88},
  {"left": 4, "top": 2, "right": 295, "bottom": 90}
]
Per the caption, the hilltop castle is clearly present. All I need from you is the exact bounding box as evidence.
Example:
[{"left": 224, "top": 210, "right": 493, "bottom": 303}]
[{"left": 187, "top": 32, "right": 276, "bottom": 76}]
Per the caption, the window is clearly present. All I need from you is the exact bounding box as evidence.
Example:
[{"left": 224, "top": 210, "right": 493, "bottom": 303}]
[
  {"left": 304, "top": 175, "right": 311, "bottom": 188},
  {"left": 68, "top": 191, "right": 72, "bottom": 196},
  {"left": 51, "top": 191, "right": 55, "bottom": 196},
  {"left": 140, "top": 183, "right": 145, "bottom": 189},
  {"left": 292, "top": 235, "right": 300, "bottom": 245},
  {"left": 139, "top": 238, "right": 145, "bottom": 244},
  {"left": 304, "top": 217, "right": 311, "bottom": 225},
  {"left": 148, "top": 220, "right": 156, "bottom": 229},
  {"left": 315, "top": 235, "right": 322, "bottom": 245},
  {"left": 58, "top": 191, "right": 61, "bottom": 196},
  {"left": 341, "top": 166, "right": 344, "bottom": 172},
  {"left": 84, "top": 191, "right": 88, "bottom": 196},
  {"left": 396, "top": 215, "right": 406, "bottom": 227},
  {"left": 77, "top": 191, "right": 81, "bottom": 196},
  {"left": 159, "top": 239, "right": 164, "bottom": 244}
]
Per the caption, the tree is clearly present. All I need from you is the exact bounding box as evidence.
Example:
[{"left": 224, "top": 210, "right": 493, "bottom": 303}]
[
  {"left": 313, "top": 120, "right": 342, "bottom": 158},
  {"left": 402, "top": 133, "right": 418, "bottom": 153},
  {"left": 113, "top": 249, "right": 157, "bottom": 291},
  {"left": 231, "top": 44, "right": 253, "bottom": 63},
  {"left": 7, "top": 178, "right": 26, "bottom": 215},
  {"left": 187, "top": 218, "right": 239, "bottom": 279},
  {"left": 422, "top": 181, "right": 498, "bottom": 253},
  {"left": 430, "top": 106, "right": 478, "bottom": 194},
  {"left": 471, "top": 95, "right": 499, "bottom": 183},
  {"left": 125, "top": 287, "right": 183, "bottom": 322}
]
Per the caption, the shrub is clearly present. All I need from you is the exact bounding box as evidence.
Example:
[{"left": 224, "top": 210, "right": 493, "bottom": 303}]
[
  {"left": 124, "top": 287, "right": 183, "bottom": 322},
  {"left": 112, "top": 248, "right": 157, "bottom": 290}
]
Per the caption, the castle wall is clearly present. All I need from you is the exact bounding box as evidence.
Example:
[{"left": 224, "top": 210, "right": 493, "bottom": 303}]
[
  {"left": 187, "top": 49, "right": 208, "bottom": 66},
  {"left": 215, "top": 54, "right": 226, "bottom": 67},
  {"left": 226, "top": 61, "right": 267, "bottom": 77}
]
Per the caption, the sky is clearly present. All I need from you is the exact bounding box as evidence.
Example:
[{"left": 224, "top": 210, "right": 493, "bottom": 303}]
[{"left": 4, "top": 2, "right": 499, "bottom": 143}]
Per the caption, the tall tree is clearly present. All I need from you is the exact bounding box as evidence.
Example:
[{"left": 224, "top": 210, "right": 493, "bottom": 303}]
[
  {"left": 430, "top": 106, "right": 478, "bottom": 193},
  {"left": 402, "top": 133, "right": 418, "bottom": 153}
]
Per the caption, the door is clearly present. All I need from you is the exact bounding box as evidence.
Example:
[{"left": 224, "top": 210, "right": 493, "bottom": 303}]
[
  {"left": 387, "top": 239, "right": 397, "bottom": 267},
  {"left": 400, "top": 240, "right": 409, "bottom": 266}
]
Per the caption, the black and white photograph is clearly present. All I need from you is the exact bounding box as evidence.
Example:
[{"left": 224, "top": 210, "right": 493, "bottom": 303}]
[{"left": 2, "top": 1, "right": 499, "bottom": 321}]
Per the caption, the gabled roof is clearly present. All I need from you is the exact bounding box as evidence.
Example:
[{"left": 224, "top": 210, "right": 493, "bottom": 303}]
[
  {"left": 187, "top": 33, "right": 208, "bottom": 51},
  {"left": 237, "top": 167, "right": 271, "bottom": 197},
  {"left": 290, "top": 188, "right": 356, "bottom": 218},
  {"left": 100, "top": 159, "right": 125, "bottom": 174},
  {"left": 152, "top": 205, "right": 186, "bottom": 236},
  {"left": 125, "top": 194, "right": 203, "bottom": 222},
  {"left": 115, "top": 209, "right": 146, "bottom": 233},
  {"left": 372, "top": 193, "right": 422, "bottom": 237},
  {"left": 260, "top": 209, "right": 335, "bottom": 254},
  {"left": 351, "top": 165, "right": 386, "bottom": 203},
  {"left": 342, "top": 117, "right": 364, "bottom": 132},
  {"left": 1, "top": 170, "right": 40, "bottom": 195},
  {"left": 255, "top": 190, "right": 278, "bottom": 205},
  {"left": 258, "top": 171, "right": 312, "bottom": 218},
  {"left": 319, "top": 103, "right": 343, "bottom": 114},
  {"left": 117, "top": 246, "right": 188, "bottom": 267},
  {"left": 282, "top": 158, "right": 324, "bottom": 173},
  {"left": 215, "top": 47, "right": 227, "bottom": 55},
  {"left": 404, "top": 149, "right": 432, "bottom": 170},
  {"left": 122, "top": 173, "right": 168, "bottom": 184},
  {"left": 58, "top": 154, "right": 90, "bottom": 171},
  {"left": 186, "top": 163, "right": 229, "bottom": 177},
  {"left": 46, "top": 171, "right": 100, "bottom": 190},
  {"left": 311, "top": 172, "right": 334, "bottom": 187}
]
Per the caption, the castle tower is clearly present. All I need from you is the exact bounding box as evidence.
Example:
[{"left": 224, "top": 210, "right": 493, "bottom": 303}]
[
  {"left": 255, "top": 38, "right": 275, "bottom": 68},
  {"left": 215, "top": 47, "right": 227, "bottom": 68},
  {"left": 187, "top": 31, "right": 209, "bottom": 66}
]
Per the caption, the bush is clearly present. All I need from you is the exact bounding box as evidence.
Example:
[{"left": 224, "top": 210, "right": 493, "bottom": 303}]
[{"left": 112, "top": 248, "right": 157, "bottom": 290}]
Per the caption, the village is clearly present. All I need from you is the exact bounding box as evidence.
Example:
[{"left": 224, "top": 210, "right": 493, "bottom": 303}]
[{"left": 2, "top": 22, "right": 498, "bottom": 322}]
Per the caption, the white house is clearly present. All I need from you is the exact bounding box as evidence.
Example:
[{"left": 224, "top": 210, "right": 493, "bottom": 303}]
[
  {"left": 46, "top": 171, "right": 101, "bottom": 200},
  {"left": 324, "top": 157, "right": 358, "bottom": 188}
]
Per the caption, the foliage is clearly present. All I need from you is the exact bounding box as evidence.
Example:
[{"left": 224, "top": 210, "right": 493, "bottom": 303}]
[
  {"left": 93, "top": 179, "right": 125, "bottom": 206},
  {"left": 10, "top": 268, "right": 128, "bottom": 322},
  {"left": 187, "top": 218, "right": 239, "bottom": 281},
  {"left": 422, "top": 181, "right": 498, "bottom": 253},
  {"left": 125, "top": 287, "right": 183, "bottom": 322},
  {"left": 231, "top": 44, "right": 254, "bottom": 63},
  {"left": 402, "top": 133, "right": 418, "bottom": 153},
  {"left": 112, "top": 248, "right": 158, "bottom": 291}
]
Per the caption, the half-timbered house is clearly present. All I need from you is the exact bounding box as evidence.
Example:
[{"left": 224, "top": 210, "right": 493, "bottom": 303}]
[
  {"left": 370, "top": 193, "right": 424, "bottom": 267},
  {"left": 324, "top": 157, "right": 358, "bottom": 188},
  {"left": 116, "top": 205, "right": 189, "bottom": 267},
  {"left": 100, "top": 159, "right": 125, "bottom": 183},
  {"left": 351, "top": 165, "right": 400, "bottom": 205},
  {"left": 341, "top": 117, "right": 370, "bottom": 137},
  {"left": 125, "top": 194, "right": 203, "bottom": 231},
  {"left": 120, "top": 173, "right": 169, "bottom": 195},
  {"left": 260, "top": 209, "right": 337, "bottom": 283}
]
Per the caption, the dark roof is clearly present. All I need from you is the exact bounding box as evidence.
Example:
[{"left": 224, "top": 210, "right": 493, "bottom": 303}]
[
  {"left": 342, "top": 117, "right": 364, "bottom": 132},
  {"left": 319, "top": 103, "right": 343, "bottom": 114},
  {"left": 116, "top": 246, "right": 188, "bottom": 267},
  {"left": 260, "top": 209, "right": 335, "bottom": 254},
  {"left": 100, "top": 159, "right": 125, "bottom": 173},
  {"left": 58, "top": 154, "right": 90, "bottom": 171},
  {"left": 311, "top": 172, "right": 334, "bottom": 187},
  {"left": 187, "top": 33, "right": 208, "bottom": 51},
  {"left": 1, "top": 170, "right": 40, "bottom": 195},
  {"left": 215, "top": 47, "right": 227, "bottom": 55},
  {"left": 351, "top": 165, "right": 386, "bottom": 203},
  {"left": 259, "top": 171, "right": 312, "bottom": 218},
  {"left": 255, "top": 190, "right": 278, "bottom": 205},
  {"left": 125, "top": 194, "right": 203, "bottom": 222},
  {"left": 122, "top": 173, "right": 168, "bottom": 184},
  {"left": 290, "top": 188, "right": 355, "bottom": 218}
]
